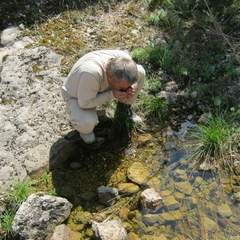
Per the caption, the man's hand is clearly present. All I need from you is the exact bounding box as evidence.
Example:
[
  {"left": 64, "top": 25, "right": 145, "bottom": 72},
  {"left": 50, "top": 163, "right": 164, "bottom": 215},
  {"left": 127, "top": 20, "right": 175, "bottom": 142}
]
[{"left": 113, "top": 86, "right": 135, "bottom": 101}]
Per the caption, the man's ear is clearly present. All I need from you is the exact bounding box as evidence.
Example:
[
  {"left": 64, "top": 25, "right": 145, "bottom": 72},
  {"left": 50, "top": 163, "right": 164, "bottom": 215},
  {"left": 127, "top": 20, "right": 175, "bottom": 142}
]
[{"left": 107, "top": 72, "right": 112, "bottom": 81}]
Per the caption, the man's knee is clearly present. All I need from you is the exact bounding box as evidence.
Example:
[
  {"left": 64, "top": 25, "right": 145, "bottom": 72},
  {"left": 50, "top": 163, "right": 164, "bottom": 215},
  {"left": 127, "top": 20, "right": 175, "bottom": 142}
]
[{"left": 72, "top": 120, "right": 95, "bottom": 134}]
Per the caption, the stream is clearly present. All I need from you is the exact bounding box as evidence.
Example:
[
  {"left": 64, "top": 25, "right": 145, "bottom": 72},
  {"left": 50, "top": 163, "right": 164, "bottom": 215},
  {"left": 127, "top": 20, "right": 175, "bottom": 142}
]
[{"left": 49, "top": 121, "right": 240, "bottom": 239}]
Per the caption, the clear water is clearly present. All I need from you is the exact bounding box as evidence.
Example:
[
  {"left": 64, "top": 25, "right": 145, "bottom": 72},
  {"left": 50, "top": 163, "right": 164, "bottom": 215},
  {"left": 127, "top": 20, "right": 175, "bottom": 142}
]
[{"left": 51, "top": 122, "right": 240, "bottom": 239}]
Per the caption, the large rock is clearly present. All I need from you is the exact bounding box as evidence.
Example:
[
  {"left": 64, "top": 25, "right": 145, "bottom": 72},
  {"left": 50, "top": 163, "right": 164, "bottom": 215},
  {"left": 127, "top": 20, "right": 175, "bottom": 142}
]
[
  {"left": 0, "top": 29, "right": 71, "bottom": 192},
  {"left": 11, "top": 193, "right": 72, "bottom": 240}
]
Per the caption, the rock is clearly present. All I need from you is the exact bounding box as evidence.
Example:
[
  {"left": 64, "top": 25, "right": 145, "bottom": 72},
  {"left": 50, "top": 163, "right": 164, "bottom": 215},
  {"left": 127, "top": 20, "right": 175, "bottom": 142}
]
[
  {"left": 75, "top": 211, "right": 92, "bottom": 224},
  {"left": 164, "top": 195, "right": 179, "bottom": 210},
  {"left": 198, "top": 112, "right": 211, "bottom": 124},
  {"left": 146, "top": 177, "right": 161, "bottom": 192},
  {"left": 217, "top": 204, "right": 233, "bottom": 218},
  {"left": 140, "top": 188, "right": 163, "bottom": 210},
  {"left": 119, "top": 207, "right": 130, "bottom": 220},
  {"left": 118, "top": 183, "right": 139, "bottom": 195},
  {"left": 0, "top": 36, "right": 69, "bottom": 192},
  {"left": 165, "top": 81, "right": 178, "bottom": 92},
  {"left": 11, "top": 193, "right": 72, "bottom": 240},
  {"left": 47, "top": 224, "right": 71, "bottom": 240},
  {"left": 158, "top": 212, "right": 175, "bottom": 225},
  {"left": 233, "top": 160, "right": 240, "bottom": 175},
  {"left": 175, "top": 181, "right": 193, "bottom": 195},
  {"left": 92, "top": 217, "right": 127, "bottom": 240},
  {"left": 158, "top": 91, "right": 177, "bottom": 104},
  {"left": 204, "top": 216, "right": 218, "bottom": 231},
  {"left": 127, "top": 162, "right": 151, "bottom": 185},
  {"left": 97, "top": 186, "right": 118, "bottom": 206},
  {"left": 142, "top": 214, "right": 160, "bottom": 225},
  {"left": 127, "top": 232, "right": 139, "bottom": 240},
  {"left": 1, "top": 26, "right": 21, "bottom": 46},
  {"left": 194, "top": 176, "right": 203, "bottom": 186},
  {"left": 233, "top": 192, "right": 240, "bottom": 202}
]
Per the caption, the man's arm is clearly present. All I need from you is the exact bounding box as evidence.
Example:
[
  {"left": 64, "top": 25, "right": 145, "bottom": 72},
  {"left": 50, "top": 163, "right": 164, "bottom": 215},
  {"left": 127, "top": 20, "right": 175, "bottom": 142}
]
[{"left": 77, "top": 72, "right": 114, "bottom": 109}]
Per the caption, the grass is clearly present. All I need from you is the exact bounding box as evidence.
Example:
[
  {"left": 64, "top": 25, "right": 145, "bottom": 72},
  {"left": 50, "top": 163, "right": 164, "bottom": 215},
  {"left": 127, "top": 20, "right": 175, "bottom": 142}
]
[
  {"left": 0, "top": 179, "right": 33, "bottom": 239},
  {"left": 0, "top": 172, "right": 57, "bottom": 239},
  {"left": 109, "top": 102, "right": 139, "bottom": 144},
  {"left": 190, "top": 109, "right": 240, "bottom": 171}
]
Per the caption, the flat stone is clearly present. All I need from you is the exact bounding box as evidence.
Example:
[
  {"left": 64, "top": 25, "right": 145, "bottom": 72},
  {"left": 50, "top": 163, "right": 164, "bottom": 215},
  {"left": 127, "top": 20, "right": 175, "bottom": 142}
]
[
  {"left": 174, "top": 181, "right": 193, "bottom": 195},
  {"left": 127, "top": 162, "right": 151, "bottom": 185},
  {"left": 164, "top": 195, "right": 179, "bottom": 210},
  {"left": 118, "top": 183, "right": 139, "bottom": 195},
  {"left": 217, "top": 204, "right": 233, "bottom": 218}
]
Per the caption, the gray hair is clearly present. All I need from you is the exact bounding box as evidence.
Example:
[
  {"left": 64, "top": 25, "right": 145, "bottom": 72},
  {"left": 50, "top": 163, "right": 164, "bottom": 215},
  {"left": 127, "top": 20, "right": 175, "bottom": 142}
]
[{"left": 106, "top": 57, "right": 138, "bottom": 84}]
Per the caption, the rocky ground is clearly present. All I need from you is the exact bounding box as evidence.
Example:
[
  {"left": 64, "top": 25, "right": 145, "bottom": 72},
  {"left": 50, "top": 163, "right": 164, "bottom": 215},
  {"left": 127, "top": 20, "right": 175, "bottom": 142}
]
[
  {"left": 0, "top": 0, "right": 157, "bottom": 193},
  {"left": 0, "top": 26, "right": 72, "bottom": 192}
]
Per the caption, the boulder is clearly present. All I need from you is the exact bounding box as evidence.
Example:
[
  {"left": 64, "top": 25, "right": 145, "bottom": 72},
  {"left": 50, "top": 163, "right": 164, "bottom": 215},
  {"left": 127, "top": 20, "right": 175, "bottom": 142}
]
[{"left": 11, "top": 193, "right": 72, "bottom": 240}]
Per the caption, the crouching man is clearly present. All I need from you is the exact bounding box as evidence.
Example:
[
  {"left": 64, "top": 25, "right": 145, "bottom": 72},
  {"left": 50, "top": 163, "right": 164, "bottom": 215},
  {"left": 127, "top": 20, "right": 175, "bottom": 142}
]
[{"left": 61, "top": 49, "right": 145, "bottom": 145}]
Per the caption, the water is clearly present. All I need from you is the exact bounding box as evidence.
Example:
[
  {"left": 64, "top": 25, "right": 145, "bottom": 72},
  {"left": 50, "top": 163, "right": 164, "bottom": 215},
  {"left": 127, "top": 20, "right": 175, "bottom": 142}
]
[{"left": 50, "top": 123, "right": 240, "bottom": 239}]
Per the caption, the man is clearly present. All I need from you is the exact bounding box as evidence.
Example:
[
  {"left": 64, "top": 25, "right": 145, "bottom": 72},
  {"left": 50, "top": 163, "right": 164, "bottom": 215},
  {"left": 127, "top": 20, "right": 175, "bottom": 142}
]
[{"left": 61, "top": 49, "right": 145, "bottom": 145}]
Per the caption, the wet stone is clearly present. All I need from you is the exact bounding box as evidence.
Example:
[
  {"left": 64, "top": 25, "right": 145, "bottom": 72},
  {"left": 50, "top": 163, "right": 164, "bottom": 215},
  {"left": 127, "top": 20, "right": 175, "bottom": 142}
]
[
  {"left": 174, "top": 181, "right": 193, "bottom": 195},
  {"left": 171, "top": 210, "right": 183, "bottom": 220},
  {"left": 97, "top": 186, "right": 118, "bottom": 206},
  {"left": 127, "top": 162, "right": 151, "bottom": 185},
  {"left": 118, "top": 183, "right": 139, "bottom": 195},
  {"left": 146, "top": 177, "right": 161, "bottom": 192},
  {"left": 140, "top": 188, "right": 163, "bottom": 210},
  {"left": 174, "top": 192, "right": 185, "bottom": 200},
  {"left": 92, "top": 217, "right": 127, "bottom": 240},
  {"left": 217, "top": 204, "right": 233, "bottom": 218},
  {"left": 75, "top": 211, "right": 92, "bottom": 224},
  {"left": 164, "top": 195, "right": 179, "bottom": 210},
  {"left": 158, "top": 212, "right": 175, "bottom": 225},
  {"left": 233, "top": 192, "right": 240, "bottom": 202},
  {"left": 194, "top": 176, "right": 203, "bottom": 186},
  {"left": 142, "top": 214, "right": 160, "bottom": 225},
  {"left": 205, "top": 216, "right": 218, "bottom": 231}
]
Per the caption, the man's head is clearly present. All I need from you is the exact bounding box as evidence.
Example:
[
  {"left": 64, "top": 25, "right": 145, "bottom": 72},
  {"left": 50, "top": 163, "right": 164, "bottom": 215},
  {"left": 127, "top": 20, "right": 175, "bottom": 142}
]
[{"left": 106, "top": 57, "right": 138, "bottom": 91}]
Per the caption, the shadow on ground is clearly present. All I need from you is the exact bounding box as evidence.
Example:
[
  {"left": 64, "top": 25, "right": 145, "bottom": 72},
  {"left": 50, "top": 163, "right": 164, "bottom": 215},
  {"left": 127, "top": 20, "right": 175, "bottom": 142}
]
[{"left": 49, "top": 129, "right": 129, "bottom": 209}]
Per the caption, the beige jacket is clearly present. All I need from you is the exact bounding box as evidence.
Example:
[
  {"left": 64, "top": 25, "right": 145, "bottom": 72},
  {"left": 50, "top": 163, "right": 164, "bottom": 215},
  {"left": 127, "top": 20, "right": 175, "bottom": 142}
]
[{"left": 62, "top": 50, "right": 134, "bottom": 109}]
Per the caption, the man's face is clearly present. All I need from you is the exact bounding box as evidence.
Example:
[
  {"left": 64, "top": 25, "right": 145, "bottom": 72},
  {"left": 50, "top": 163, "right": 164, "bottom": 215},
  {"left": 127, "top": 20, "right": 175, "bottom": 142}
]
[{"left": 107, "top": 73, "right": 131, "bottom": 92}]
